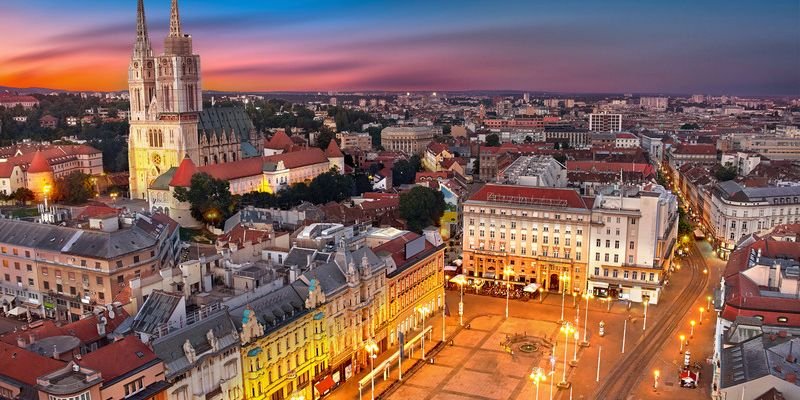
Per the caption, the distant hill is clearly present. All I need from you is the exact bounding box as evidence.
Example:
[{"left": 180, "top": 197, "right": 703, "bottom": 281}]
[{"left": 0, "top": 85, "right": 73, "bottom": 95}]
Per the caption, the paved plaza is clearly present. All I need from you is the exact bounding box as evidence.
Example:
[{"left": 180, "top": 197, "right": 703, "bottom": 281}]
[{"left": 387, "top": 315, "right": 565, "bottom": 400}]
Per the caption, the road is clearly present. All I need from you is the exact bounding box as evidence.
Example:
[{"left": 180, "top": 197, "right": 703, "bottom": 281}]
[{"left": 592, "top": 242, "right": 709, "bottom": 400}]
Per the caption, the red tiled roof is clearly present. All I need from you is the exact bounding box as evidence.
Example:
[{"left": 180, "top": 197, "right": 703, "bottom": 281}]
[
  {"left": 0, "top": 95, "right": 38, "bottom": 104},
  {"left": 78, "top": 336, "right": 158, "bottom": 383},
  {"left": 468, "top": 184, "right": 589, "bottom": 209},
  {"left": 198, "top": 148, "right": 329, "bottom": 181},
  {"left": 0, "top": 342, "right": 64, "bottom": 386},
  {"left": 373, "top": 231, "right": 434, "bottom": 268},
  {"left": 27, "top": 150, "right": 52, "bottom": 173},
  {"left": 415, "top": 171, "right": 451, "bottom": 182},
  {"left": 673, "top": 144, "right": 717, "bottom": 155},
  {"left": 325, "top": 140, "right": 344, "bottom": 158},
  {"left": 616, "top": 133, "right": 637, "bottom": 139},
  {"left": 169, "top": 156, "right": 199, "bottom": 187},
  {"left": 427, "top": 142, "right": 449, "bottom": 155},
  {"left": 0, "top": 307, "right": 129, "bottom": 347},
  {"left": 265, "top": 129, "right": 293, "bottom": 150},
  {"left": 77, "top": 205, "right": 122, "bottom": 220}
]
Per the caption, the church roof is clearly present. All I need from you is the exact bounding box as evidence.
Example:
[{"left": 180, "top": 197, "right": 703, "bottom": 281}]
[
  {"left": 325, "top": 140, "right": 344, "bottom": 158},
  {"left": 150, "top": 167, "right": 177, "bottom": 190},
  {"left": 198, "top": 107, "right": 255, "bottom": 146},
  {"left": 265, "top": 129, "right": 293, "bottom": 150},
  {"left": 27, "top": 149, "right": 52, "bottom": 173},
  {"left": 169, "top": 156, "right": 199, "bottom": 187}
]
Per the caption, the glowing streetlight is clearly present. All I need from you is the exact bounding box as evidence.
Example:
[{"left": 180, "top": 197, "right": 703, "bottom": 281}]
[
  {"left": 559, "top": 272, "right": 570, "bottom": 323},
  {"left": 642, "top": 295, "right": 650, "bottom": 331},
  {"left": 530, "top": 367, "right": 546, "bottom": 400},
  {"left": 653, "top": 370, "right": 660, "bottom": 390},
  {"left": 571, "top": 330, "right": 580, "bottom": 366},
  {"left": 365, "top": 339, "right": 379, "bottom": 400},
  {"left": 581, "top": 292, "right": 593, "bottom": 346},
  {"left": 538, "top": 287, "right": 545, "bottom": 304},
  {"left": 679, "top": 334, "right": 686, "bottom": 353},
  {"left": 690, "top": 320, "right": 696, "bottom": 338},
  {"left": 699, "top": 307, "right": 705, "bottom": 325},
  {"left": 43, "top": 184, "right": 51, "bottom": 208},
  {"left": 706, "top": 295, "right": 713, "bottom": 310},
  {"left": 449, "top": 274, "right": 467, "bottom": 326},
  {"left": 558, "top": 323, "right": 575, "bottom": 388},
  {"left": 503, "top": 266, "right": 514, "bottom": 319}
]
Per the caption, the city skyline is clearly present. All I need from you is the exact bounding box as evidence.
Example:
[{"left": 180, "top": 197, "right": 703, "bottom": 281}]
[{"left": 1, "top": 0, "right": 799, "bottom": 96}]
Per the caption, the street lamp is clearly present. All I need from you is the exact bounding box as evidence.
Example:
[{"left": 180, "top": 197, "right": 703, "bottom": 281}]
[
  {"left": 581, "top": 292, "right": 593, "bottom": 346},
  {"left": 538, "top": 287, "right": 545, "bottom": 304},
  {"left": 417, "top": 305, "right": 430, "bottom": 359},
  {"left": 653, "top": 370, "right": 660, "bottom": 390},
  {"left": 706, "top": 295, "right": 713, "bottom": 310},
  {"left": 530, "top": 367, "right": 546, "bottom": 400},
  {"left": 699, "top": 307, "right": 705, "bottom": 325},
  {"left": 690, "top": 320, "right": 696, "bottom": 338},
  {"left": 559, "top": 272, "right": 570, "bottom": 323},
  {"left": 679, "top": 334, "right": 686, "bottom": 353},
  {"left": 365, "top": 338, "right": 379, "bottom": 400},
  {"left": 642, "top": 295, "right": 650, "bottom": 331},
  {"left": 449, "top": 274, "right": 467, "bottom": 326},
  {"left": 43, "top": 184, "right": 51, "bottom": 209},
  {"left": 571, "top": 331, "right": 580, "bottom": 366},
  {"left": 558, "top": 322, "right": 575, "bottom": 388},
  {"left": 503, "top": 266, "right": 514, "bottom": 319}
]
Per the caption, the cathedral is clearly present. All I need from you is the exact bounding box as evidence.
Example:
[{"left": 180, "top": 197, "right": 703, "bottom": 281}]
[{"left": 128, "top": 0, "right": 263, "bottom": 199}]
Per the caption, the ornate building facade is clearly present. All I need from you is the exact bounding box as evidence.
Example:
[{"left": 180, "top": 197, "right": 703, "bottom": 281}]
[{"left": 128, "top": 0, "right": 262, "bottom": 199}]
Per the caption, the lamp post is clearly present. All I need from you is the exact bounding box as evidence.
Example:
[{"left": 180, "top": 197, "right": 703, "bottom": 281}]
[
  {"left": 365, "top": 339, "right": 379, "bottom": 400},
  {"left": 43, "top": 184, "right": 51, "bottom": 209},
  {"left": 558, "top": 323, "right": 575, "bottom": 388},
  {"left": 530, "top": 367, "right": 546, "bottom": 400},
  {"left": 679, "top": 334, "right": 686, "bottom": 354},
  {"left": 559, "top": 272, "right": 570, "bottom": 323},
  {"left": 539, "top": 287, "right": 545, "bottom": 303},
  {"left": 642, "top": 296, "right": 649, "bottom": 331},
  {"left": 690, "top": 320, "right": 696, "bottom": 338},
  {"left": 503, "top": 266, "right": 514, "bottom": 319},
  {"left": 699, "top": 307, "right": 705, "bottom": 325},
  {"left": 581, "top": 292, "right": 592, "bottom": 346},
  {"left": 571, "top": 331, "right": 580, "bottom": 366},
  {"left": 653, "top": 370, "right": 660, "bottom": 391},
  {"left": 449, "top": 274, "right": 467, "bottom": 326},
  {"left": 417, "top": 305, "right": 430, "bottom": 360},
  {"left": 707, "top": 295, "right": 713, "bottom": 310}
]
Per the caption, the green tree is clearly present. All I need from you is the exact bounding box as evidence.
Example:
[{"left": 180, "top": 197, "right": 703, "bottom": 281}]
[
  {"left": 680, "top": 123, "right": 700, "bottom": 130},
  {"left": 316, "top": 127, "right": 336, "bottom": 150},
  {"left": 554, "top": 142, "right": 561, "bottom": 150},
  {"left": 553, "top": 154, "right": 567, "bottom": 165},
  {"left": 354, "top": 173, "right": 373, "bottom": 195},
  {"left": 54, "top": 171, "right": 94, "bottom": 204},
  {"left": 173, "top": 173, "right": 235, "bottom": 228},
  {"left": 485, "top": 133, "right": 500, "bottom": 147},
  {"left": 12, "top": 188, "right": 35, "bottom": 205},
  {"left": 714, "top": 164, "right": 738, "bottom": 181},
  {"left": 399, "top": 186, "right": 446, "bottom": 233},
  {"left": 392, "top": 158, "right": 419, "bottom": 186}
]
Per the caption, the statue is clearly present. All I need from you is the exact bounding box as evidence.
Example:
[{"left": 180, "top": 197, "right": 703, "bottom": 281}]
[
  {"left": 206, "top": 329, "right": 219, "bottom": 352},
  {"left": 183, "top": 339, "right": 196, "bottom": 363}
]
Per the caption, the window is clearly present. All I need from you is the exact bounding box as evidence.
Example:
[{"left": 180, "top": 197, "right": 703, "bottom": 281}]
[
  {"left": 595, "top": 253, "right": 600, "bottom": 261},
  {"left": 596, "top": 239, "right": 601, "bottom": 247},
  {"left": 613, "top": 254, "right": 619, "bottom": 263},
  {"left": 612, "top": 270, "right": 619, "bottom": 278},
  {"left": 614, "top": 241, "right": 619, "bottom": 249},
  {"left": 594, "top": 267, "right": 600, "bottom": 276},
  {"left": 628, "top": 255, "right": 634, "bottom": 264},
  {"left": 623, "top": 271, "right": 629, "bottom": 279},
  {"left": 604, "top": 254, "right": 609, "bottom": 262},
  {"left": 632, "top": 271, "right": 638, "bottom": 280},
  {"left": 649, "top": 273, "right": 655, "bottom": 282},
  {"left": 629, "top": 241, "right": 634, "bottom": 250},
  {"left": 117, "top": 275, "right": 124, "bottom": 284},
  {"left": 603, "top": 269, "right": 609, "bottom": 277},
  {"left": 124, "top": 377, "right": 144, "bottom": 396},
  {"left": 605, "top": 240, "right": 610, "bottom": 248},
  {"left": 44, "top": 281, "right": 50, "bottom": 290}
]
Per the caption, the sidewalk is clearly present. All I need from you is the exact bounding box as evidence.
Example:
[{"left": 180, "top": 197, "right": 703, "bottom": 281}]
[{"left": 326, "top": 310, "right": 450, "bottom": 400}]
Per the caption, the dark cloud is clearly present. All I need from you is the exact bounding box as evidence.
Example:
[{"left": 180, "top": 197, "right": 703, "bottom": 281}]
[{"left": 5, "top": 43, "right": 129, "bottom": 64}]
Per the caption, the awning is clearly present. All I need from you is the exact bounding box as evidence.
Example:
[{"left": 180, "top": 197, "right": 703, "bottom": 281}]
[
  {"left": 6, "top": 306, "right": 27, "bottom": 316},
  {"left": 444, "top": 265, "right": 458, "bottom": 272},
  {"left": 0, "top": 294, "right": 14, "bottom": 305},
  {"left": 315, "top": 375, "right": 336, "bottom": 396},
  {"left": 483, "top": 272, "right": 496, "bottom": 279},
  {"left": 591, "top": 281, "right": 609, "bottom": 288},
  {"left": 523, "top": 283, "right": 541, "bottom": 293}
]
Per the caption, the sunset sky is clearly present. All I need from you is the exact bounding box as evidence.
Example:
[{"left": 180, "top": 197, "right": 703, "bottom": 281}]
[{"left": 1, "top": 0, "right": 798, "bottom": 95}]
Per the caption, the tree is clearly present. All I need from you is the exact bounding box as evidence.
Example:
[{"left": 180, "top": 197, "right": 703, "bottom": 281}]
[
  {"left": 554, "top": 142, "right": 561, "bottom": 150},
  {"left": 354, "top": 173, "right": 373, "bottom": 195},
  {"left": 485, "top": 133, "right": 500, "bottom": 147},
  {"left": 316, "top": 127, "right": 336, "bottom": 150},
  {"left": 714, "top": 164, "right": 738, "bottom": 181},
  {"left": 524, "top": 135, "right": 533, "bottom": 143},
  {"left": 309, "top": 170, "right": 354, "bottom": 203},
  {"left": 392, "top": 159, "right": 416, "bottom": 186},
  {"left": 399, "top": 186, "right": 446, "bottom": 233},
  {"left": 174, "top": 173, "right": 235, "bottom": 228},
  {"left": 54, "top": 171, "right": 94, "bottom": 204},
  {"left": 12, "top": 188, "right": 34, "bottom": 205},
  {"left": 472, "top": 158, "right": 480, "bottom": 175},
  {"left": 680, "top": 123, "right": 700, "bottom": 130},
  {"left": 553, "top": 153, "right": 567, "bottom": 165}
]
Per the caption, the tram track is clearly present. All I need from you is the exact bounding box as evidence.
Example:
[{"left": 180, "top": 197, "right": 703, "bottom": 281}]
[{"left": 593, "top": 243, "right": 709, "bottom": 399}]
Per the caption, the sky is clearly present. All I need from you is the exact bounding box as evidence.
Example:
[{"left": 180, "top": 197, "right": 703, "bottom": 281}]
[{"left": 1, "top": 0, "right": 798, "bottom": 95}]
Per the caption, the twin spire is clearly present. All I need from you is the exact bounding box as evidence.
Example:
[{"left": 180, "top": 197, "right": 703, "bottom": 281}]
[{"left": 134, "top": 0, "right": 183, "bottom": 55}]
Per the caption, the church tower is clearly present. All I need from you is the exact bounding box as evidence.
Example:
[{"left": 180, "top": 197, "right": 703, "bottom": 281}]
[{"left": 128, "top": 0, "right": 203, "bottom": 200}]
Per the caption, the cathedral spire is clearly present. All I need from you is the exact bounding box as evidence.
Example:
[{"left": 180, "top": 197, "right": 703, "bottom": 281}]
[
  {"left": 133, "top": 0, "right": 152, "bottom": 57},
  {"left": 168, "top": 0, "right": 182, "bottom": 38}
]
